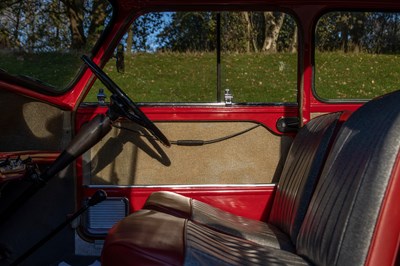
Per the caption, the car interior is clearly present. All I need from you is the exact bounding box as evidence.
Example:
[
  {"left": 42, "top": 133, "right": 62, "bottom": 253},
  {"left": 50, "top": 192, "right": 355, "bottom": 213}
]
[{"left": 0, "top": 0, "right": 399, "bottom": 265}]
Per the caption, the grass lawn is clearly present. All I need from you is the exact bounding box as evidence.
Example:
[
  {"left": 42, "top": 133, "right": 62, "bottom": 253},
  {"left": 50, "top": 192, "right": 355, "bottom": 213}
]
[
  {"left": 87, "top": 51, "right": 400, "bottom": 103},
  {"left": 0, "top": 51, "right": 82, "bottom": 89},
  {"left": 315, "top": 52, "right": 400, "bottom": 99},
  {"left": 87, "top": 52, "right": 298, "bottom": 103},
  {"left": 1, "top": 50, "right": 399, "bottom": 103}
]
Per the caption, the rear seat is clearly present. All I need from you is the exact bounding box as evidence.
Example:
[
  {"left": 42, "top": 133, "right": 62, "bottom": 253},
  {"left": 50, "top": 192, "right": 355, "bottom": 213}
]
[
  {"left": 101, "top": 90, "right": 400, "bottom": 265},
  {"left": 142, "top": 111, "right": 344, "bottom": 251}
]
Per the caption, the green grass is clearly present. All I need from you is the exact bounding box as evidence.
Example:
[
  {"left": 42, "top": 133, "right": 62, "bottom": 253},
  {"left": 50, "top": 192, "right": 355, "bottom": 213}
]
[
  {"left": 87, "top": 52, "right": 298, "bottom": 103},
  {"left": 315, "top": 52, "right": 400, "bottom": 99},
  {"left": 0, "top": 51, "right": 82, "bottom": 90},
  {"left": 221, "top": 52, "right": 297, "bottom": 102},
  {"left": 1, "top": 50, "right": 399, "bottom": 102},
  {"left": 93, "top": 52, "right": 217, "bottom": 102}
]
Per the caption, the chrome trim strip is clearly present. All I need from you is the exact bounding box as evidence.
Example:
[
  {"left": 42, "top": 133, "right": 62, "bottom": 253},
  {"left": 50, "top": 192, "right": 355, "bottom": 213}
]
[{"left": 85, "top": 183, "right": 276, "bottom": 189}]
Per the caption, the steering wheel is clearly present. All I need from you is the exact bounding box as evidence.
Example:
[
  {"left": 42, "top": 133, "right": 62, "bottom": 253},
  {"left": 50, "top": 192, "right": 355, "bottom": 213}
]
[{"left": 81, "top": 55, "right": 170, "bottom": 147}]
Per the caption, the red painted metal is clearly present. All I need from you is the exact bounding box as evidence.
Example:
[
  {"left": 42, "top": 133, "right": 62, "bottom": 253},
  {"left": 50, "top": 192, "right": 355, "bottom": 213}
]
[
  {"left": 0, "top": 151, "right": 59, "bottom": 164},
  {"left": 76, "top": 105, "right": 298, "bottom": 134},
  {"left": 310, "top": 99, "right": 361, "bottom": 110},
  {"left": 365, "top": 153, "right": 400, "bottom": 266},
  {"left": 0, "top": 151, "right": 58, "bottom": 184},
  {"left": 82, "top": 186, "right": 276, "bottom": 221}
]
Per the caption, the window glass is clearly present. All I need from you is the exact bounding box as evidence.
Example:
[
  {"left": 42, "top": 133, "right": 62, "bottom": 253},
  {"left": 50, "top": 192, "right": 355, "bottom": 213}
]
[
  {"left": 86, "top": 11, "right": 298, "bottom": 104},
  {"left": 315, "top": 12, "right": 400, "bottom": 100},
  {"left": 0, "top": 0, "right": 112, "bottom": 91}
]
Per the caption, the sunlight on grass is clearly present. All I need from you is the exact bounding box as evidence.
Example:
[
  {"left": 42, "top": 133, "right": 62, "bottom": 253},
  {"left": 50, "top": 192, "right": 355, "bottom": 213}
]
[
  {"left": 315, "top": 52, "right": 400, "bottom": 100},
  {"left": 2, "top": 51, "right": 397, "bottom": 103},
  {"left": 0, "top": 52, "right": 82, "bottom": 90},
  {"left": 87, "top": 52, "right": 298, "bottom": 103}
]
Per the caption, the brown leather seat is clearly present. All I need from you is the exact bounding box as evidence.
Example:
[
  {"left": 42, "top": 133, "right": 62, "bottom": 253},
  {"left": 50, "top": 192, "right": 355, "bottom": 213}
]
[
  {"left": 101, "top": 91, "right": 400, "bottom": 265},
  {"left": 102, "top": 209, "right": 312, "bottom": 266}
]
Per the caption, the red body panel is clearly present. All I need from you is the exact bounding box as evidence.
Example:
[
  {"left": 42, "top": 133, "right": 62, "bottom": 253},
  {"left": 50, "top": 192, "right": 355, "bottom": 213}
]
[
  {"left": 83, "top": 186, "right": 276, "bottom": 221},
  {"left": 76, "top": 105, "right": 298, "bottom": 134},
  {"left": 0, "top": 151, "right": 59, "bottom": 163},
  {"left": 366, "top": 153, "right": 400, "bottom": 266}
]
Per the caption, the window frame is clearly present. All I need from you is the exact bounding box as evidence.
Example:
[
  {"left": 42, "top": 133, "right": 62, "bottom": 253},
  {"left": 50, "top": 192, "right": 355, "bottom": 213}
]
[
  {"left": 86, "top": 9, "right": 300, "bottom": 107},
  {"left": 312, "top": 9, "right": 400, "bottom": 104}
]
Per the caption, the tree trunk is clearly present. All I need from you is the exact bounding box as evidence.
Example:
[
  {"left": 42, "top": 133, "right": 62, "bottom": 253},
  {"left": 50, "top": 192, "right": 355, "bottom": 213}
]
[
  {"left": 262, "top": 12, "right": 285, "bottom": 53},
  {"left": 26, "top": 0, "right": 36, "bottom": 52},
  {"left": 290, "top": 25, "right": 298, "bottom": 53},
  {"left": 62, "top": 0, "right": 86, "bottom": 50},
  {"left": 13, "top": 3, "right": 21, "bottom": 42},
  {"left": 341, "top": 25, "right": 349, "bottom": 53},
  {"left": 126, "top": 24, "right": 133, "bottom": 54},
  {"left": 87, "top": 0, "right": 107, "bottom": 46},
  {"left": 242, "top": 12, "right": 258, "bottom": 52}
]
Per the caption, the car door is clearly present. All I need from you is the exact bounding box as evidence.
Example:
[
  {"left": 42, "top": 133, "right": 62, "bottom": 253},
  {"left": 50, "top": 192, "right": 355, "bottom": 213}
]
[{"left": 75, "top": 10, "right": 300, "bottom": 243}]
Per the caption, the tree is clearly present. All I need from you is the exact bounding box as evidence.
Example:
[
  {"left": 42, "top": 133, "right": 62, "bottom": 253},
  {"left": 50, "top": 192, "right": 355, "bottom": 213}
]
[
  {"left": 0, "top": 0, "right": 112, "bottom": 52},
  {"left": 133, "top": 11, "right": 297, "bottom": 54},
  {"left": 262, "top": 12, "right": 285, "bottom": 53},
  {"left": 126, "top": 24, "right": 133, "bottom": 54},
  {"left": 158, "top": 12, "right": 215, "bottom": 52},
  {"left": 61, "top": 0, "right": 85, "bottom": 50},
  {"left": 86, "top": 0, "right": 109, "bottom": 48},
  {"left": 365, "top": 13, "right": 400, "bottom": 53},
  {"left": 220, "top": 12, "right": 248, "bottom": 53},
  {"left": 313, "top": 12, "right": 400, "bottom": 54},
  {"left": 243, "top": 12, "right": 257, "bottom": 52},
  {"left": 129, "top": 12, "right": 163, "bottom": 52},
  {"left": 290, "top": 26, "right": 297, "bottom": 53}
]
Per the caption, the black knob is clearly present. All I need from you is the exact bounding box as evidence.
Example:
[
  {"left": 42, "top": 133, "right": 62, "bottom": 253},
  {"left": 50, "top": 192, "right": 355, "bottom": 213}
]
[{"left": 88, "top": 190, "right": 108, "bottom": 207}]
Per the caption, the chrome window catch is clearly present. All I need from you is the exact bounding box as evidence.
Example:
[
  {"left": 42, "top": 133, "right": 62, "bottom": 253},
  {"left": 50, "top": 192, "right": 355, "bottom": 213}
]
[
  {"left": 224, "top": 89, "right": 233, "bottom": 106},
  {"left": 97, "top": 88, "right": 107, "bottom": 105}
]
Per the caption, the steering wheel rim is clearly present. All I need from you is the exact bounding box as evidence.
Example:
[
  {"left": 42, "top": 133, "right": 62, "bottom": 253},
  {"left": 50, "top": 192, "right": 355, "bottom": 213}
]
[{"left": 81, "top": 55, "right": 170, "bottom": 147}]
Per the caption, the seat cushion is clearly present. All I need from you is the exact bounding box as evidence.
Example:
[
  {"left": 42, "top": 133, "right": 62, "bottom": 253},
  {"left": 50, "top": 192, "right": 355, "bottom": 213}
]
[
  {"left": 144, "top": 112, "right": 343, "bottom": 249},
  {"left": 101, "top": 210, "right": 185, "bottom": 266},
  {"left": 102, "top": 210, "right": 311, "bottom": 266},
  {"left": 146, "top": 191, "right": 295, "bottom": 251}
]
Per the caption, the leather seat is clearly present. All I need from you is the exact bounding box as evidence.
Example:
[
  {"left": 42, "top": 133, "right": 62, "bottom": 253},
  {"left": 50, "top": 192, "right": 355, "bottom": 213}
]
[
  {"left": 143, "top": 111, "right": 343, "bottom": 251},
  {"left": 102, "top": 209, "right": 312, "bottom": 266},
  {"left": 101, "top": 90, "right": 400, "bottom": 265}
]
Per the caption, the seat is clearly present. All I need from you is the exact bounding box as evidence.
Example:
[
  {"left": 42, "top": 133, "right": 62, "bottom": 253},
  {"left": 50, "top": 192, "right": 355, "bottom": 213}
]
[
  {"left": 143, "top": 111, "right": 344, "bottom": 251},
  {"left": 101, "top": 90, "right": 400, "bottom": 265},
  {"left": 102, "top": 209, "right": 312, "bottom": 266}
]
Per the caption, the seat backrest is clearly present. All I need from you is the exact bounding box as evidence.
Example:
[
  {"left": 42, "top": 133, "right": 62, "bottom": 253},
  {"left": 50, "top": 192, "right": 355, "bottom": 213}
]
[
  {"left": 268, "top": 112, "right": 343, "bottom": 244},
  {"left": 297, "top": 91, "right": 400, "bottom": 266}
]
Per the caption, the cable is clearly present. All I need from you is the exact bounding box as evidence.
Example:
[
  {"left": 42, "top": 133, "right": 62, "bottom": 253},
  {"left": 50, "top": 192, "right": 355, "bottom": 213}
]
[{"left": 112, "top": 123, "right": 261, "bottom": 146}]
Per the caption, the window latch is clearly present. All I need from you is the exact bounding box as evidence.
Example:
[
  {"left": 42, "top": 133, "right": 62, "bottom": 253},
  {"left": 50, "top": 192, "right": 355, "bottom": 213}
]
[
  {"left": 97, "top": 88, "right": 107, "bottom": 105},
  {"left": 224, "top": 89, "right": 233, "bottom": 106}
]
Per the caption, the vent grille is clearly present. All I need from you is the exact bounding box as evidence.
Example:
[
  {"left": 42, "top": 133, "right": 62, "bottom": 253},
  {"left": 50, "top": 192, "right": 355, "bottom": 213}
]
[{"left": 84, "top": 198, "right": 128, "bottom": 236}]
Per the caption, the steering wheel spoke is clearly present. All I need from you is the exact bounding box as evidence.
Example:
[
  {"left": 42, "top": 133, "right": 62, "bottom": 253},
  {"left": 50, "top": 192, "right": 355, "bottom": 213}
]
[{"left": 81, "top": 55, "right": 170, "bottom": 147}]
